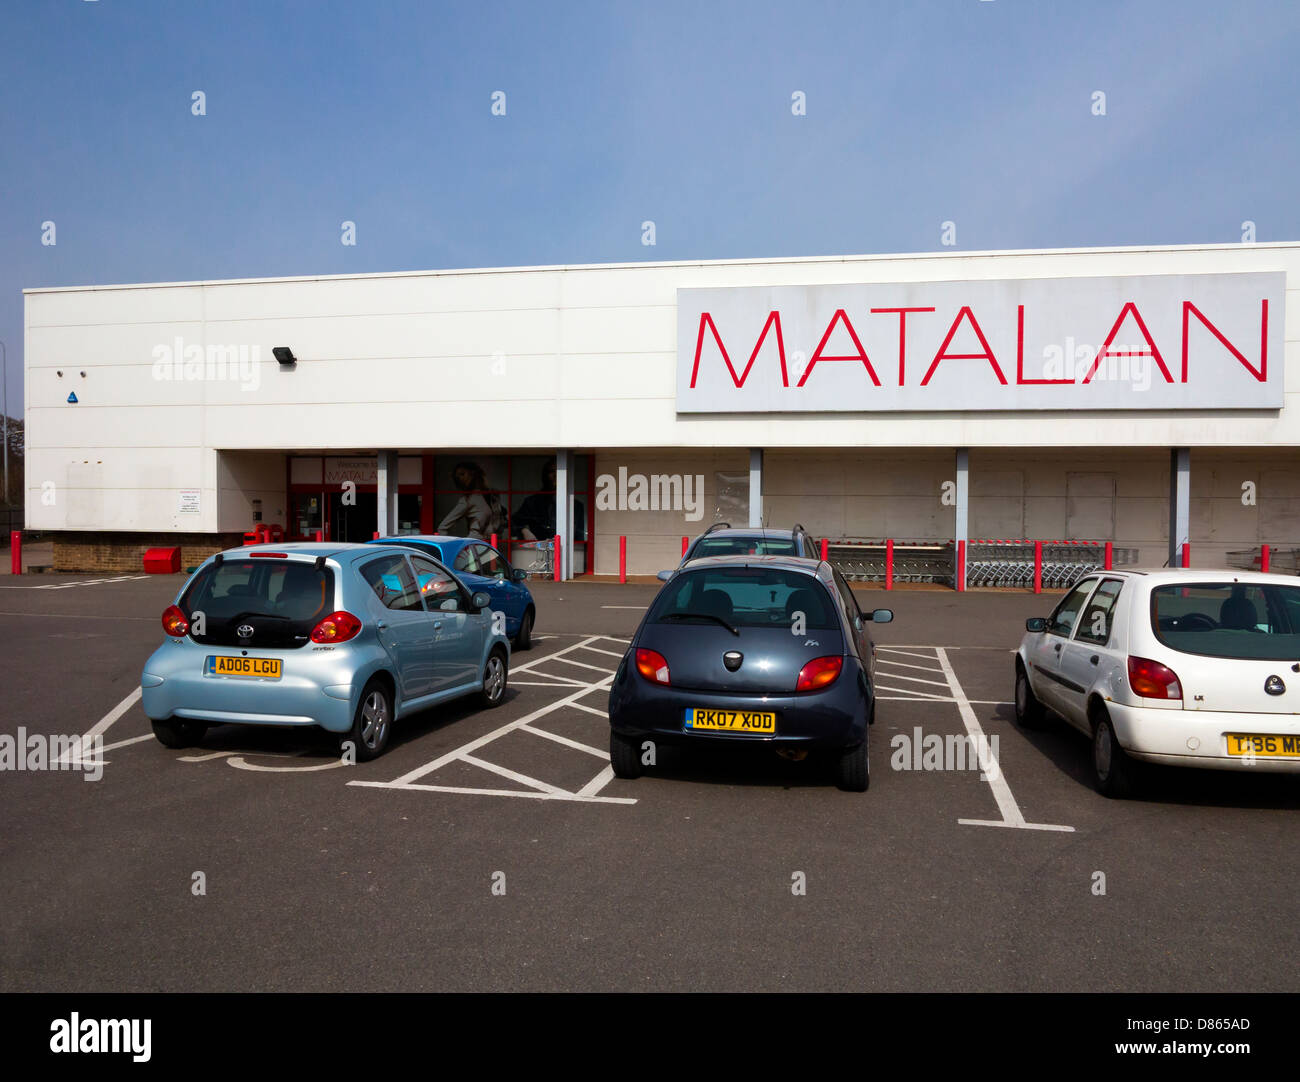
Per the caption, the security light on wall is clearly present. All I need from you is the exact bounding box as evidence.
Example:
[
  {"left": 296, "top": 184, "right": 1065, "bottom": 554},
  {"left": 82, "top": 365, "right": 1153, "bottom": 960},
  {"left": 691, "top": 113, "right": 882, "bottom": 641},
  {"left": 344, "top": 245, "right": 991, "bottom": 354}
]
[{"left": 272, "top": 347, "right": 297, "bottom": 367}]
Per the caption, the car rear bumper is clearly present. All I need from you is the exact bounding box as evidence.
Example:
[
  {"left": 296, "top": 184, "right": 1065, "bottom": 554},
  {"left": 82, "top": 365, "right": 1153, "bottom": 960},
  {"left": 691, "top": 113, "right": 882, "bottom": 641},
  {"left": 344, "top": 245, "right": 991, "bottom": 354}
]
[
  {"left": 1107, "top": 700, "right": 1300, "bottom": 772},
  {"left": 140, "top": 640, "right": 378, "bottom": 733},
  {"left": 608, "top": 662, "right": 868, "bottom": 750}
]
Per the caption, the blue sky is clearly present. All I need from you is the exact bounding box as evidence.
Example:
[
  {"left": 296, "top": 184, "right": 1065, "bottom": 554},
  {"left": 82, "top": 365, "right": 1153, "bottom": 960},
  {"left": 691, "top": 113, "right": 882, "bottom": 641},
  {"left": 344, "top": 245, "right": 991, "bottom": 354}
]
[{"left": 2, "top": 0, "right": 1298, "bottom": 412}]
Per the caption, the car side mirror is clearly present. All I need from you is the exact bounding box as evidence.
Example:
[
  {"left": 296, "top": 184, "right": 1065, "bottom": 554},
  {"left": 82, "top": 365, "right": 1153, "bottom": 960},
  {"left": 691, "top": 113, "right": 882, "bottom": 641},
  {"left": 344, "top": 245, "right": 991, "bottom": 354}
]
[
  {"left": 471, "top": 591, "right": 492, "bottom": 610},
  {"left": 870, "top": 609, "right": 894, "bottom": 623},
  {"left": 512, "top": 568, "right": 527, "bottom": 582},
  {"left": 1025, "top": 617, "right": 1047, "bottom": 632},
  {"left": 656, "top": 570, "right": 673, "bottom": 582}
]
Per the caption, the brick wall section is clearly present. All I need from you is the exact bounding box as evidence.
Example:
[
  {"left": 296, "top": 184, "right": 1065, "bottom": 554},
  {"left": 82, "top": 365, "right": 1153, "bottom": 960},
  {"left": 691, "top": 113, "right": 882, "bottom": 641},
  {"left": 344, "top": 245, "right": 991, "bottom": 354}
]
[{"left": 51, "top": 533, "right": 246, "bottom": 573}]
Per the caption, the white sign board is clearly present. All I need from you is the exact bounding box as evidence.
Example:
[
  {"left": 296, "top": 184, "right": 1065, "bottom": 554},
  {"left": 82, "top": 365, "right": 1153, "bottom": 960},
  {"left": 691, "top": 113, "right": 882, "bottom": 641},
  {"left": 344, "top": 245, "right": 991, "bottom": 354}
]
[
  {"left": 676, "top": 272, "right": 1284, "bottom": 412},
  {"left": 177, "top": 489, "right": 200, "bottom": 514},
  {"left": 324, "top": 457, "right": 378, "bottom": 485}
]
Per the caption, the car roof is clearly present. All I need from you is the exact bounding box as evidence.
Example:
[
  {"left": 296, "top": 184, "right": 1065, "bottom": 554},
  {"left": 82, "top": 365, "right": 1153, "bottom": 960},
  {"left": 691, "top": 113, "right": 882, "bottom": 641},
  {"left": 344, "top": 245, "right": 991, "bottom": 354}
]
[
  {"left": 218, "top": 542, "right": 446, "bottom": 566},
  {"left": 1076, "top": 567, "right": 1300, "bottom": 586},
  {"left": 369, "top": 534, "right": 474, "bottom": 547},
  {"left": 671, "top": 553, "right": 828, "bottom": 576},
  {"left": 695, "top": 528, "right": 801, "bottom": 541}
]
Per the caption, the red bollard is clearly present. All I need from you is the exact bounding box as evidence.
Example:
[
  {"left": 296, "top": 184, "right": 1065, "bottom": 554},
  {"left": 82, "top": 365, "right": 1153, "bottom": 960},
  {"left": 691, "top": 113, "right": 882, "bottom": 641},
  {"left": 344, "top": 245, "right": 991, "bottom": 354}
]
[
  {"left": 820, "top": 537, "right": 829, "bottom": 562},
  {"left": 373, "top": 531, "right": 380, "bottom": 540},
  {"left": 553, "top": 535, "right": 562, "bottom": 582},
  {"left": 956, "top": 539, "right": 966, "bottom": 592},
  {"left": 1181, "top": 542, "right": 1190, "bottom": 568},
  {"left": 314, "top": 530, "right": 323, "bottom": 542},
  {"left": 10, "top": 531, "right": 20, "bottom": 576},
  {"left": 681, "top": 536, "right": 689, "bottom": 557},
  {"left": 619, "top": 536, "right": 627, "bottom": 584},
  {"left": 490, "top": 533, "right": 498, "bottom": 550},
  {"left": 1033, "top": 540, "right": 1043, "bottom": 594},
  {"left": 885, "top": 539, "right": 894, "bottom": 591},
  {"left": 1261, "top": 543, "right": 1271, "bottom": 572},
  {"left": 1104, "top": 541, "right": 1113, "bottom": 570}
]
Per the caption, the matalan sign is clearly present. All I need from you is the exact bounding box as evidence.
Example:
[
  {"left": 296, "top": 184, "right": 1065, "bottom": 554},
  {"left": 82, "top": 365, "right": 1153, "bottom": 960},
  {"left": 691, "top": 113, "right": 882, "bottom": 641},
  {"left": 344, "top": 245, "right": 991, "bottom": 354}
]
[{"left": 676, "top": 272, "right": 1284, "bottom": 412}]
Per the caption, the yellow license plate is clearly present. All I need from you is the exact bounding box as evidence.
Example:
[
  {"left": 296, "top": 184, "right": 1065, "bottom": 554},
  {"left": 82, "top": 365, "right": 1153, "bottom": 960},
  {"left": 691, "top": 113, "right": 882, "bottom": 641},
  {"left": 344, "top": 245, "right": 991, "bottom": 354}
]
[
  {"left": 206, "top": 655, "right": 283, "bottom": 680},
  {"left": 1225, "top": 733, "right": 1300, "bottom": 758},
  {"left": 685, "top": 708, "right": 776, "bottom": 734}
]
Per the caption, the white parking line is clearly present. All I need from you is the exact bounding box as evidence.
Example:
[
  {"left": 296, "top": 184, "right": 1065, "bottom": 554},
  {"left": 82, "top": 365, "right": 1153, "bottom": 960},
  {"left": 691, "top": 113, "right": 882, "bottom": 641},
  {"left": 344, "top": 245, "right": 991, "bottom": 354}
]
[
  {"left": 56, "top": 687, "right": 142, "bottom": 765},
  {"left": 933, "top": 647, "right": 1073, "bottom": 833},
  {"left": 350, "top": 635, "right": 633, "bottom": 805}
]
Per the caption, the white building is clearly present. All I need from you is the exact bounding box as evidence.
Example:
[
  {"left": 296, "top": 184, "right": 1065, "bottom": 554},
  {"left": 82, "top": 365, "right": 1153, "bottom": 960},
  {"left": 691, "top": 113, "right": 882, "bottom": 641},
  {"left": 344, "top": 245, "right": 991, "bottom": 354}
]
[{"left": 23, "top": 241, "right": 1299, "bottom": 577}]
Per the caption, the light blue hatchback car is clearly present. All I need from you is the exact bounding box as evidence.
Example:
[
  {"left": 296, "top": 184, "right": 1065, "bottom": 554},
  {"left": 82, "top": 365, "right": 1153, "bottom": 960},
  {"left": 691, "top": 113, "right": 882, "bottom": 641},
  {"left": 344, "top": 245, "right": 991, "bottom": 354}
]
[{"left": 140, "top": 542, "right": 511, "bottom": 760}]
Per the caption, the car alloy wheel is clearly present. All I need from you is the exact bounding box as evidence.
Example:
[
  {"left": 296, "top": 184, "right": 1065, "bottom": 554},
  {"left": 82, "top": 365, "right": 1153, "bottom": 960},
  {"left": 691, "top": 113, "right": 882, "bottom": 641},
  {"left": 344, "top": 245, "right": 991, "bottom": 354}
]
[
  {"left": 347, "top": 679, "right": 392, "bottom": 762},
  {"left": 359, "top": 690, "right": 389, "bottom": 750},
  {"left": 480, "top": 650, "right": 507, "bottom": 707}
]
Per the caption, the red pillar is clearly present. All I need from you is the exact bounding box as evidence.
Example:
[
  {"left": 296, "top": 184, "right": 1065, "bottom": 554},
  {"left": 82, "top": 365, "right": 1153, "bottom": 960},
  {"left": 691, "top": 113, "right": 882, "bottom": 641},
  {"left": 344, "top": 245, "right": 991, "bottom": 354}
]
[
  {"left": 1261, "top": 544, "right": 1271, "bottom": 572},
  {"left": 619, "top": 536, "right": 627, "bottom": 583},
  {"left": 885, "top": 539, "right": 894, "bottom": 590},
  {"left": 490, "top": 533, "right": 498, "bottom": 551},
  {"left": 554, "top": 535, "right": 562, "bottom": 582},
  {"left": 314, "top": 530, "right": 323, "bottom": 542},
  {"left": 1104, "top": 541, "right": 1113, "bottom": 570},
  {"left": 681, "top": 536, "right": 689, "bottom": 557},
  {"left": 9, "top": 531, "right": 20, "bottom": 576},
  {"left": 956, "top": 539, "right": 966, "bottom": 592},
  {"left": 820, "top": 537, "right": 829, "bottom": 562},
  {"left": 1181, "top": 542, "right": 1190, "bottom": 568},
  {"left": 1033, "top": 540, "right": 1043, "bottom": 594}
]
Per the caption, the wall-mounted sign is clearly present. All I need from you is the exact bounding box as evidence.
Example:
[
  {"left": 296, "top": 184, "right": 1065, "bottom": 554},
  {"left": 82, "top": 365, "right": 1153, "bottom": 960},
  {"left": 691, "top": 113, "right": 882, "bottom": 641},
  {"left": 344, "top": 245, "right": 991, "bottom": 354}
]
[
  {"left": 178, "top": 489, "right": 200, "bottom": 514},
  {"left": 676, "top": 272, "right": 1285, "bottom": 412},
  {"left": 324, "top": 457, "right": 378, "bottom": 485}
]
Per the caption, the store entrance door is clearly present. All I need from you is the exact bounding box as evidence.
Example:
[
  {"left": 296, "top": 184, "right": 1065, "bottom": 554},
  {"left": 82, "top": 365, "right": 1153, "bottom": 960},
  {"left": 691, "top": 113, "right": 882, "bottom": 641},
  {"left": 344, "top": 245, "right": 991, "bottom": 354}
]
[{"left": 328, "top": 491, "right": 379, "bottom": 542}]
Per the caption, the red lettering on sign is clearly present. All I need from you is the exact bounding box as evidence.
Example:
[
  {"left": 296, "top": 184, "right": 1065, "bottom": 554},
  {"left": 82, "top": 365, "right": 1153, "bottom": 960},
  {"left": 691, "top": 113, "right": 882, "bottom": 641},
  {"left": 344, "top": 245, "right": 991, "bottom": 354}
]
[
  {"left": 1015, "top": 304, "right": 1072, "bottom": 385},
  {"left": 920, "top": 306, "right": 1008, "bottom": 386},
  {"left": 1182, "top": 300, "right": 1267, "bottom": 382},
  {"left": 689, "top": 310, "right": 789, "bottom": 388},
  {"left": 797, "top": 308, "right": 881, "bottom": 388},
  {"left": 871, "top": 306, "right": 935, "bottom": 385},
  {"left": 1082, "top": 302, "right": 1174, "bottom": 384}
]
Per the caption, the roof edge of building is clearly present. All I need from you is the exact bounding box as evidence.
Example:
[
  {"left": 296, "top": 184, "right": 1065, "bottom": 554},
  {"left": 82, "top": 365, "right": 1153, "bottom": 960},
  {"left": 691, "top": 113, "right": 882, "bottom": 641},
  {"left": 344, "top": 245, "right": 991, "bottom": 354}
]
[{"left": 22, "top": 240, "right": 1300, "bottom": 295}]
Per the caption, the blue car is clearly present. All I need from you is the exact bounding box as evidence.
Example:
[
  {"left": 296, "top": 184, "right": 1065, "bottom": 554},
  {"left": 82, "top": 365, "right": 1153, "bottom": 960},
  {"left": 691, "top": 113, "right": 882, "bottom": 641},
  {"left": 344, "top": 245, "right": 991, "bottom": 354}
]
[
  {"left": 140, "top": 542, "right": 511, "bottom": 761},
  {"left": 368, "top": 534, "right": 536, "bottom": 649}
]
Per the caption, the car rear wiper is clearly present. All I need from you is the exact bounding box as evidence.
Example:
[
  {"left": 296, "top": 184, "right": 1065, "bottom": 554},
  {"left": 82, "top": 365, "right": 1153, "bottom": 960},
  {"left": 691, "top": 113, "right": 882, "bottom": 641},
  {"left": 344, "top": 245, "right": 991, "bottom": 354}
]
[{"left": 661, "top": 612, "right": 739, "bottom": 636}]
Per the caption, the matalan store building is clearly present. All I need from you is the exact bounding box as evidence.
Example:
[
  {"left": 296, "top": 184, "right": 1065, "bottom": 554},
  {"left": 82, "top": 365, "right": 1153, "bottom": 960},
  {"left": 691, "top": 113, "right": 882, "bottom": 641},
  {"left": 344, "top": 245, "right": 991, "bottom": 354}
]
[{"left": 22, "top": 242, "right": 1300, "bottom": 580}]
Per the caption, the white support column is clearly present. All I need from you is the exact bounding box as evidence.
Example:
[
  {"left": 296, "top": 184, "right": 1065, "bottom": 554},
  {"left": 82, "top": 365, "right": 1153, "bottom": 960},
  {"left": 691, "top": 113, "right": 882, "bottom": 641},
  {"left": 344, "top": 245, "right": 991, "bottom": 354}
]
[
  {"left": 748, "top": 448, "right": 763, "bottom": 528},
  {"left": 556, "top": 449, "right": 573, "bottom": 580},
  {"left": 955, "top": 448, "right": 969, "bottom": 589},
  {"left": 376, "top": 451, "right": 399, "bottom": 538},
  {"left": 1169, "top": 447, "right": 1190, "bottom": 566}
]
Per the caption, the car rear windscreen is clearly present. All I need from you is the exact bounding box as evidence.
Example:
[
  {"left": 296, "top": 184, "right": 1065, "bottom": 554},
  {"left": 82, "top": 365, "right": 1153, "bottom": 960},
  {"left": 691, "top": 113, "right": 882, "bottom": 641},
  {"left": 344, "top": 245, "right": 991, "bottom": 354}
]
[
  {"left": 649, "top": 567, "right": 838, "bottom": 629},
  {"left": 179, "top": 559, "right": 334, "bottom": 648},
  {"left": 692, "top": 537, "right": 798, "bottom": 559},
  {"left": 1151, "top": 582, "right": 1300, "bottom": 660}
]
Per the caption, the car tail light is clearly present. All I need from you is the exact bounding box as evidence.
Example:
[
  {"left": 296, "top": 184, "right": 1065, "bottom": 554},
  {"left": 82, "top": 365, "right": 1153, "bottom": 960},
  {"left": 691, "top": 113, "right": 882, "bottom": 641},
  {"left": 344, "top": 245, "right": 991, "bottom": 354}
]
[
  {"left": 1127, "top": 656, "right": 1182, "bottom": 700},
  {"left": 311, "top": 611, "right": 362, "bottom": 644},
  {"left": 161, "top": 604, "right": 189, "bottom": 637},
  {"left": 797, "top": 655, "right": 843, "bottom": 692},
  {"left": 635, "top": 648, "right": 671, "bottom": 685}
]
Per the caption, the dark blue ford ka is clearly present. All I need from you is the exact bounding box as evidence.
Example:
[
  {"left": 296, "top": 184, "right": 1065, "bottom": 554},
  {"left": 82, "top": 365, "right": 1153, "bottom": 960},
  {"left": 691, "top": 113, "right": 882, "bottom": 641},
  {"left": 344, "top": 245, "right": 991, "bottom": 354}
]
[{"left": 608, "top": 555, "right": 892, "bottom": 791}]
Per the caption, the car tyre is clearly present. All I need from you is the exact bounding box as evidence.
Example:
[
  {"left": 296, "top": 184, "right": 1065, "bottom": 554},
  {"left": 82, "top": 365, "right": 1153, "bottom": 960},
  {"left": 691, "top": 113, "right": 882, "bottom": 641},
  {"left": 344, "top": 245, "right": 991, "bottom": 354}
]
[
  {"left": 346, "top": 679, "right": 392, "bottom": 762},
  {"left": 1014, "top": 661, "right": 1049, "bottom": 730},
  {"left": 479, "top": 647, "right": 508, "bottom": 708},
  {"left": 834, "top": 739, "right": 869, "bottom": 792},
  {"left": 151, "top": 717, "right": 207, "bottom": 749},
  {"left": 610, "top": 730, "right": 643, "bottom": 779},
  {"left": 513, "top": 607, "right": 534, "bottom": 651},
  {"left": 1092, "top": 712, "right": 1139, "bottom": 799}
]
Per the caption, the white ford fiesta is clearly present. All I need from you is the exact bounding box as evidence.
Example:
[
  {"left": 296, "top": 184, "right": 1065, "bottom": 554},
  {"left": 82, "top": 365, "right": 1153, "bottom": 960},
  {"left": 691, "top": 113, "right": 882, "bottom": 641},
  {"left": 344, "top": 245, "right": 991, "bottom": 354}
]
[{"left": 1015, "top": 568, "right": 1300, "bottom": 797}]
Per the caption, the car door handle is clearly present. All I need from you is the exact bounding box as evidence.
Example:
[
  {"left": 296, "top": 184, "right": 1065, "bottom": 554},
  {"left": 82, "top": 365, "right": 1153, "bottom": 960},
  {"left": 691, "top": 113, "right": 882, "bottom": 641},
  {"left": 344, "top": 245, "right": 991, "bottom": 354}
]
[
  {"left": 1053, "top": 643, "right": 1062, "bottom": 652},
  {"left": 376, "top": 620, "right": 388, "bottom": 630},
  {"left": 1090, "top": 655, "right": 1099, "bottom": 665},
  {"left": 433, "top": 622, "right": 443, "bottom": 630}
]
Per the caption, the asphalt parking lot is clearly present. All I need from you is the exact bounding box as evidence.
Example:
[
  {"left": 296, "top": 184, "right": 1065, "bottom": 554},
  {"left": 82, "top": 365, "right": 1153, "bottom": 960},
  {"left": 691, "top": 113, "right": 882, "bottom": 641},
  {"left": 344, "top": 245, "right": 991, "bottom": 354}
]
[{"left": 1, "top": 573, "right": 1297, "bottom": 993}]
